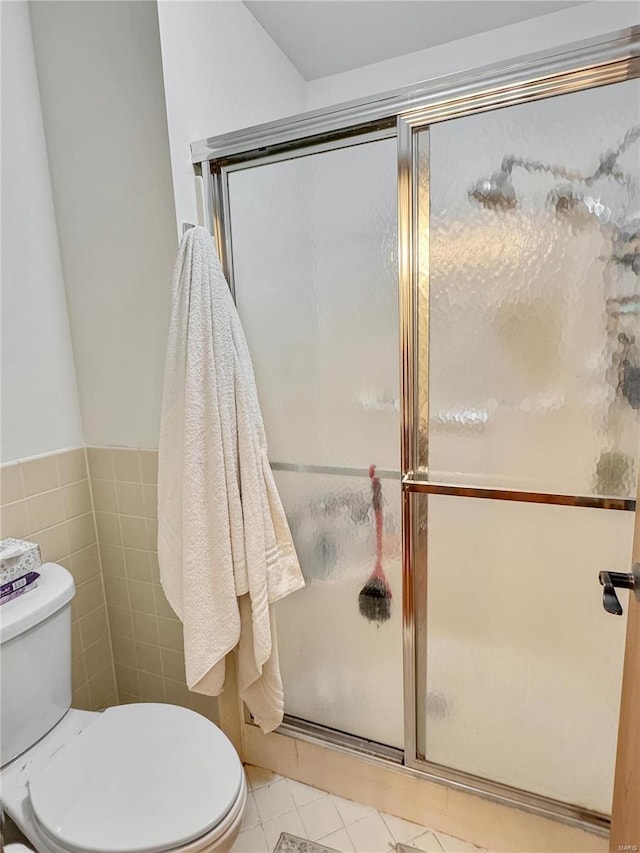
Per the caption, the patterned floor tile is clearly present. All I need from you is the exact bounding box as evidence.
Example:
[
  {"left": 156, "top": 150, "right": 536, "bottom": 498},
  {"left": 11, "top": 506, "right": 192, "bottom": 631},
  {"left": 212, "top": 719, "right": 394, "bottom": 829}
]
[
  {"left": 436, "top": 831, "right": 487, "bottom": 852},
  {"left": 345, "top": 812, "right": 395, "bottom": 852},
  {"left": 298, "top": 796, "right": 344, "bottom": 840},
  {"left": 246, "top": 764, "right": 282, "bottom": 791},
  {"left": 231, "top": 824, "right": 269, "bottom": 852},
  {"left": 253, "top": 778, "right": 297, "bottom": 823},
  {"left": 262, "top": 810, "right": 307, "bottom": 849},
  {"left": 318, "top": 827, "right": 356, "bottom": 852},
  {"left": 240, "top": 791, "right": 260, "bottom": 831},
  {"left": 381, "top": 811, "right": 428, "bottom": 842},
  {"left": 286, "top": 778, "right": 329, "bottom": 807},
  {"left": 398, "top": 832, "right": 446, "bottom": 852},
  {"left": 331, "top": 794, "right": 376, "bottom": 827}
]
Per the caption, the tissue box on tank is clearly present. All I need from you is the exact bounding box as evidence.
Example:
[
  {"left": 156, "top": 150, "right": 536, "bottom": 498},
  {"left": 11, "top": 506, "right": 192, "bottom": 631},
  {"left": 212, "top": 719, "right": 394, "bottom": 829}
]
[{"left": 0, "top": 539, "right": 42, "bottom": 585}]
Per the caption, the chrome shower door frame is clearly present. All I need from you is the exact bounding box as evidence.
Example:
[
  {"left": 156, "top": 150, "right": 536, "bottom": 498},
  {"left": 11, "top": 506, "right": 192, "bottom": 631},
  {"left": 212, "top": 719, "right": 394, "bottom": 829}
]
[{"left": 193, "top": 24, "right": 640, "bottom": 836}]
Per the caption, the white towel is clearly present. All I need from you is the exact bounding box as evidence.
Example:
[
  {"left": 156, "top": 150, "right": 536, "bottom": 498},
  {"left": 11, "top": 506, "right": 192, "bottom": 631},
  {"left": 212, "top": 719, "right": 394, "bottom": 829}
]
[{"left": 157, "top": 226, "right": 305, "bottom": 733}]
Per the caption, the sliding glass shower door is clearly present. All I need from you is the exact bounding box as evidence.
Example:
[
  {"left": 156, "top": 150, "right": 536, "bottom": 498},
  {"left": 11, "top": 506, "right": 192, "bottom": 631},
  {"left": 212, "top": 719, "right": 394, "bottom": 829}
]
[
  {"left": 408, "top": 77, "right": 640, "bottom": 814},
  {"left": 226, "top": 135, "right": 404, "bottom": 748},
  {"left": 207, "top": 33, "right": 640, "bottom": 824}
]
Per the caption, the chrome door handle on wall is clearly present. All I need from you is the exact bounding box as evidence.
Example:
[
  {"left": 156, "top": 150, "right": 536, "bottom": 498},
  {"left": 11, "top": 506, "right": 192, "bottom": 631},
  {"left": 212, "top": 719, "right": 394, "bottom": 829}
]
[{"left": 598, "top": 568, "right": 640, "bottom": 615}]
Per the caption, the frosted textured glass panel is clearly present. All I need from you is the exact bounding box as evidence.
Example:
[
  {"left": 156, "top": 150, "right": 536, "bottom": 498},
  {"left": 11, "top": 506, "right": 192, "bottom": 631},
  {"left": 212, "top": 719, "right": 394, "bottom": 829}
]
[
  {"left": 229, "top": 139, "right": 399, "bottom": 471},
  {"left": 227, "top": 138, "right": 401, "bottom": 746},
  {"left": 275, "top": 470, "right": 403, "bottom": 747},
  {"left": 421, "top": 79, "right": 640, "bottom": 495},
  {"left": 423, "top": 494, "right": 631, "bottom": 813}
]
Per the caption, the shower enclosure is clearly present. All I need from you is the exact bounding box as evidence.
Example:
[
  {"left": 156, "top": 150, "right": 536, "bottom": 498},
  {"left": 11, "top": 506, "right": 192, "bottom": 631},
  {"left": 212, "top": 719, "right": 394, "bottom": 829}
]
[{"left": 192, "top": 27, "right": 640, "bottom": 834}]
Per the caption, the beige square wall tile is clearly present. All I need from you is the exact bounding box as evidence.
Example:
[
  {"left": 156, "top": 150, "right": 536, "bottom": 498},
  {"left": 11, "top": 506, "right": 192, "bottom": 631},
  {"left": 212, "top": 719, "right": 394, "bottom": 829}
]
[
  {"left": 120, "top": 515, "right": 149, "bottom": 549},
  {"left": 67, "top": 512, "right": 97, "bottom": 553},
  {"left": 128, "top": 580, "right": 155, "bottom": 615},
  {"left": 157, "top": 616, "right": 183, "bottom": 651},
  {"left": 76, "top": 576, "right": 106, "bottom": 621},
  {"left": 87, "top": 448, "right": 115, "bottom": 481},
  {"left": 68, "top": 545, "right": 101, "bottom": 585},
  {"left": 112, "top": 449, "right": 141, "bottom": 483},
  {"left": 136, "top": 641, "right": 162, "bottom": 676},
  {"left": 80, "top": 605, "right": 109, "bottom": 647},
  {"left": 72, "top": 650, "right": 87, "bottom": 689},
  {"left": 146, "top": 518, "right": 158, "bottom": 548},
  {"left": 88, "top": 666, "right": 117, "bottom": 709},
  {"left": 95, "top": 512, "right": 121, "bottom": 545},
  {"left": 104, "top": 575, "right": 130, "bottom": 609},
  {"left": 142, "top": 484, "right": 157, "bottom": 519},
  {"left": 22, "top": 455, "right": 59, "bottom": 496},
  {"left": 116, "top": 482, "right": 145, "bottom": 517},
  {"left": 139, "top": 450, "right": 158, "bottom": 484},
  {"left": 57, "top": 449, "right": 87, "bottom": 486},
  {"left": 73, "top": 683, "right": 92, "bottom": 711},
  {"left": 83, "top": 635, "right": 113, "bottom": 677},
  {"left": 132, "top": 611, "right": 159, "bottom": 645},
  {"left": 112, "top": 635, "right": 136, "bottom": 667},
  {"left": 153, "top": 584, "right": 176, "bottom": 619},
  {"left": 149, "top": 552, "right": 160, "bottom": 584},
  {"left": 190, "top": 692, "right": 219, "bottom": 724},
  {"left": 164, "top": 677, "right": 192, "bottom": 708},
  {"left": 161, "top": 647, "right": 186, "bottom": 682},
  {"left": 26, "top": 490, "right": 65, "bottom": 532},
  {"left": 139, "top": 671, "right": 165, "bottom": 702},
  {"left": 95, "top": 686, "right": 118, "bottom": 712},
  {"left": 62, "top": 480, "right": 92, "bottom": 520},
  {"left": 1, "top": 464, "right": 24, "bottom": 504},
  {"left": 108, "top": 604, "right": 134, "bottom": 639},
  {"left": 91, "top": 479, "right": 118, "bottom": 513},
  {"left": 116, "top": 665, "right": 140, "bottom": 697},
  {"left": 72, "top": 621, "right": 82, "bottom": 656},
  {"left": 124, "top": 548, "right": 152, "bottom": 582},
  {"left": 0, "top": 501, "right": 29, "bottom": 539},
  {"left": 100, "top": 543, "right": 126, "bottom": 577},
  {"left": 31, "top": 523, "right": 69, "bottom": 562}
]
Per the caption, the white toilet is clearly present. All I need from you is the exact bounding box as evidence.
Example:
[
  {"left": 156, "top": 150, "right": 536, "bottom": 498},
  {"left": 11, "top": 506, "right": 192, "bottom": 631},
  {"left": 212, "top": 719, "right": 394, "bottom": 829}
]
[{"left": 0, "top": 563, "right": 247, "bottom": 853}]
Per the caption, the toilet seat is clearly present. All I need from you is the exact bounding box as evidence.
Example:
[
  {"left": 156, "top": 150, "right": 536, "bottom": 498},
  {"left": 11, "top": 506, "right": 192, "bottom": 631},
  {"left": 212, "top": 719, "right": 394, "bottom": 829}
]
[{"left": 28, "top": 704, "right": 244, "bottom": 853}]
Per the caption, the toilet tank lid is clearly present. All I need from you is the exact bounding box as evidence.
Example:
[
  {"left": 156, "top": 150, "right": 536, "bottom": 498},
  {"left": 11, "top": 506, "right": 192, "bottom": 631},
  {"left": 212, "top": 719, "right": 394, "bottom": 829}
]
[{"left": 0, "top": 562, "right": 74, "bottom": 644}]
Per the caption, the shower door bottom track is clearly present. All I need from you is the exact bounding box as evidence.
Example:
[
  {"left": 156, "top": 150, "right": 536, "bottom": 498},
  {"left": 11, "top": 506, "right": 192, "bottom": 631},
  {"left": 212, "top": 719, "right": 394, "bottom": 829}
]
[{"left": 251, "top": 713, "right": 611, "bottom": 838}]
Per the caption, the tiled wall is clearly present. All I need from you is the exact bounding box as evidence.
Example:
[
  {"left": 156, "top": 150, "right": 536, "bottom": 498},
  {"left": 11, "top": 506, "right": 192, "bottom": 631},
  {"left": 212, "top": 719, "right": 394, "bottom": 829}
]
[
  {"left": 87, "top": 447, "right": 219, "bottom": 724},
  {"left": 0, "top": 449, "right": 117, "bottom": 710}
]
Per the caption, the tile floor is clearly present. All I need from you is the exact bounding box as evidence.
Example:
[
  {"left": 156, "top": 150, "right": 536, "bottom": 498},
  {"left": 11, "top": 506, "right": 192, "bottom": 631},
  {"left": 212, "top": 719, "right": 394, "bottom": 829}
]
[{"left": 233, "top": 765, "right": 492, "bottom": 853}]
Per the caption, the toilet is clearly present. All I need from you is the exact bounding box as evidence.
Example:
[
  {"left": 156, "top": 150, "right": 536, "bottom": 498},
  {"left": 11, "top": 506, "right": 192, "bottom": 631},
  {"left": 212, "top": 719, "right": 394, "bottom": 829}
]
[{"left": 0, "top": 563, "right": 246, "bottom": 853}]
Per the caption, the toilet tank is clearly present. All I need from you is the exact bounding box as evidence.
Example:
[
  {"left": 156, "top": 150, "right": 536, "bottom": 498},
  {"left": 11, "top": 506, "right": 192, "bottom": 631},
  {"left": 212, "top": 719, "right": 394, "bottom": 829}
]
[{"left": 0, "top": 563, "right": 75, "bottom": 767}]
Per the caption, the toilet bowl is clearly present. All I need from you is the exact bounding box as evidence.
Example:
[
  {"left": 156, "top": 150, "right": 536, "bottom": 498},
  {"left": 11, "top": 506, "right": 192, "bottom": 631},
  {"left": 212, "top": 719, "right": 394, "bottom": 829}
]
[
  {"left": 2, "top": 704, "right": 246, "bottom": 853},
  {"left": 0, "top": 564, "right": 246, "bottom": 853}
]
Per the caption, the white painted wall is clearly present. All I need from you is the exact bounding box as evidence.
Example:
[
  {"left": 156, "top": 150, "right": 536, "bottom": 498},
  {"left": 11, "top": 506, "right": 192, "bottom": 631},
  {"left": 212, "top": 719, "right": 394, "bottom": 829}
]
[
  {"left": 1, "top": 2, "right": 84, "bottom": 463},
  {"left": 156, "top": 0, "right": 307, "bottom": 230},
  {"left": 25, "top": 0, "right": 305, "bottom": 451},
  {"left": 29, "top": 0, "right": 178, "bottom": 450},
  {"left": 307, "top": 1, "right": 640, "bottom": 108}
]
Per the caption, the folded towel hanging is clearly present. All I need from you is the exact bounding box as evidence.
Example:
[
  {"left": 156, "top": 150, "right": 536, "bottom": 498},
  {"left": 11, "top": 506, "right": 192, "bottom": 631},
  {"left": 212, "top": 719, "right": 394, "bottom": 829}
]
[{"left": 157, "top": 226, "right": 305, "bottom": 733}]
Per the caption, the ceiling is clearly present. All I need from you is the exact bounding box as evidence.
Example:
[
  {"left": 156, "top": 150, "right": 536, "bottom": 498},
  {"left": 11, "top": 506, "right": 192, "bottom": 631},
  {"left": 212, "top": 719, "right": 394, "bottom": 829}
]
[{"left": 243, "top": 1, "right": 587, "bottom": 80}]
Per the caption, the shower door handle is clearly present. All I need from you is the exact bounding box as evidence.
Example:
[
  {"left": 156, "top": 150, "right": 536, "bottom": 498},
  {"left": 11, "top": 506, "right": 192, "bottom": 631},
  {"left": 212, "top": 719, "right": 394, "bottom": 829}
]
[{"left": 598, "top": 568, "right": 640, "bottom": 615}]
